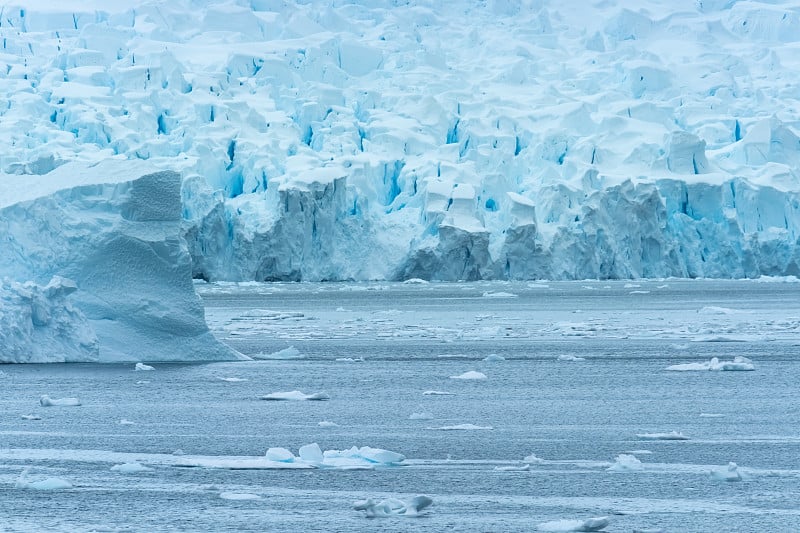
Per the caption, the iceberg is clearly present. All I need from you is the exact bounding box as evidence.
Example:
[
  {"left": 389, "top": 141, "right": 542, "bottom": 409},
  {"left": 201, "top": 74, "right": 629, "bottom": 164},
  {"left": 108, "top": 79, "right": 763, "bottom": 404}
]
[
  {"left": 607, "top": 454, "right": 644, "bottom": 472},
  {"left": 536, "top": 517, "right": 610, "bottom": 532},
  {"left": 666, "top": 357, "right": 756, "bottom": 371},
  {"left": 710, "top": 462, "right": 743, "bottom": 482},
  {"left": 353, "top": 495, "right": 433, "bottom": 517},
  {"left": 0, "top": 160, "right": 241, "bottom": 363},
  {"left": 2, "top": 2, "right": 800, "bottom": 283},
  {"left": 40, "top": 395, "right": 81, "bottom": 407},
  {"left": 449, "top": 371, "right": 488, "bottom": 380},
  {"left": 260, "top": 391, "right": 330, "bottom": 401},
  {"left": 636, "top": 431, "right": 690, "bottom": 441}
]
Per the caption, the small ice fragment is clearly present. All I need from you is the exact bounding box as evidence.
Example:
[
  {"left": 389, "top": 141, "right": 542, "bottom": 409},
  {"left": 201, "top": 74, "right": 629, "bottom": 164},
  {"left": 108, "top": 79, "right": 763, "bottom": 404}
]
[
  {"left": 450, "top": 371, "right": 487, "bottom": 380},
  {"left": 16, "top": 469, "right": 72, "bottom": 490},
  {"left": 21, "top": 414, "right": 41, "bottom": 420},
  {"left": 357, "top": 447, "right": 405, "bottom": 464},
  {"left": 252, "top": 346, "right": 304, "bottom": 360},
  {"left": 111, "top": 462, "right": 151, "bottom": 473},
  {"left": 265, "top": 447, "right": 295, "bottom": 462},
  {"left": 40, "top": 395, "right": 80, "bottom": 407},
  {"left": 536, "top": 517, "right": 610, "bottom": 532},
  {"left": 299, "top": 443, "right": 324, "bottom": 464},
  {"left": 219, "top": 377, "right": 248, "bottom": 382},
  {"left": 637, "top": 431, "right": 689, "bottom": 440},
  {"left": 710, "top": 462, "right": 742, "bottom": 482},
  {"left": 119, "top": 419, "right": 136, "bottom": 425},
  {"left": 353, "top": 495, "right": 432, "bottom": 517},
  {"left": 172, "top": 449, "right": 185, "bottom": 456},
  {"left": 409, "top": 412, "right": 434, "bottom": 420},
  {"left": 135, "top": 363, "right": 154, "bottom": 371},
  {"left": 336, "top": 357, "right": 364, "bottom": 362},
  {"left": 423, "top": 390, "right": 454, "bottom": 395},
  {"left": 428, "top": 424, "right": 492, "bottom": 431},
  {"left": 495, "top": 464, "right": 530, "bottom": 471},
  {"left": 666, "top": 356, "right": 755, "bottom": 371},
  {"left": 135, "top": 380, "right": 150, "bottom": 385},
  {"left": 336, "top": 307, "right": 347, "bottom": 311},
  {"left": 483, "top": 354, "right": 505, "bottom": 362},
  {"left": 523, "top": 453, "right": 544, "bottom": 464},
  {"left": 260, "top": 391, "right": 330, "bottom": 401},
  {"left": 403, "top": 278, "right": 428, "bottom": 284},
  {"left": 482, "top": 291, "right": 517, "bottom": 298},
  {"left": 607, "top": 454, "right": 644, "bottom": 472},
  {"left": 699, "top": 413, "right": 724, "bottom": 418},
  {"left": 318, "top": 420, "right": 339, "bottom": 428},
  {"left": 625, "top": 450, "right": 653, "bottom": 455},
  {"left": 220, "top": 492, "right": 262, "bottom": 500},
  {"left": 557, "top": 354, "right": 585, "bottom": 361}
]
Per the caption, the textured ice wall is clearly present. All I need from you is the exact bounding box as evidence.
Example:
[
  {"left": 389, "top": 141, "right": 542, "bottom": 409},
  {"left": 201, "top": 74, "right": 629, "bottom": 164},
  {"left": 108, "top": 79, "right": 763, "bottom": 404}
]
[
  {"left": 0, "top": 159, "right": 241, "bottom": 362},
  {"left": 2, "top": 1, "right": 800, "bottom": 280}
]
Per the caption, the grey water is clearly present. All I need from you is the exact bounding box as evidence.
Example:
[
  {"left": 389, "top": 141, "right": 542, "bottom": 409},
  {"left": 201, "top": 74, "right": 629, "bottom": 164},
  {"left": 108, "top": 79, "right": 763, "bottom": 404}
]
[{"left": 2, "top": 280, "right": 800, "bottom": 532}]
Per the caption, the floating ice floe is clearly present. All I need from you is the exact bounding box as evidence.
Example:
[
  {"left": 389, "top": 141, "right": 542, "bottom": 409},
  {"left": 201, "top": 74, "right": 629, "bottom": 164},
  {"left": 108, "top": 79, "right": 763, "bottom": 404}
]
[
  {"left": 557, "top": 354, "right": 586, "bottom": 362},
  {"left": 607, "top": 454, "right": 644, "bottom": 472},
  {"left": 691, "top": 335, "right": 753, "bottom": 343},
  {"left": 710, "top": 462, "right": 743, "bottom": 482},
  {"left": 482, "top": 291, "right": 518, "bottom": 298},
  {"left": 260, "top": 391, "right": 330, "bottom": 401},
  {"left": 318, "top": 420, "right": 339, "bottom": 428},
  {"left": 354, "top": 495, "right": 433, "bottom": 517},
  {"left": 252, "top": 346, "right": 304, "bottom": 360},
  {"left": 119, "top": 419, "right": 136, "bottom": 425},
  {"left": 523, "top": 453, "right": 545, "bottom": 464},
  {"left": 423, "top": 390, "right": 455, "bottom": 396},
  {"left": 495, "top": 464, "right": 530, "bottom": 471},
  {"left": 699, "top": 413, "right": 724, "bottom": 418},
  {"left": 428, "top": 424, "right": 493, "bottom": 431},
  {"left": 536, "top": 516, "right": 610, "bottom": 532},
  {"left": 450, "top": 371, "right": 487, "bottom": 380},
  {"left": 483, "top": 354, "right": 505, "bottom": 362},
  {"left": 336, "top": 357, "right": 364, "bottom": 362},
  {"left": 219, "top": 377, "right": 248, "bottom": 382},
  {"left": 698, "top": 306, "right": 743, "bottom": 315},
  {"left": 39, "top": 395, "right": 81, "bottom": 407},
  {"left": 111, "top": 462, "right": 151, "bottom": 473},
  {"left": 134, "top": 363, "right": 154, "bottom": 371},
  {"left": 666, "top": 356, "right": 755, "bottom": 371},
  {"left": 403, "top": 279, "right": 429, "bottom": 285},
  {"left": 21, "top": 415, "right": 41, "bottom": 420},
  {"left": 409, "top": 412, "right": 434, "bottom": 420},
  {"left": 637, "top": 431, "right": 690, "bottom": 441},
  {"left": 220, "top": 492, "right": 262, "bottom": 500},
  {"left": 15, "top": 469, "right": 72, "bottom": 490}
]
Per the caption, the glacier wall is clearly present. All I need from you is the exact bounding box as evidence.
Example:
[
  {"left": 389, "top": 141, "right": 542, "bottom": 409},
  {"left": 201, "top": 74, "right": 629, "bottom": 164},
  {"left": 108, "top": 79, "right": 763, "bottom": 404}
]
[
  {"left": 2, "top": 1, "right": 800, "bottom": 280},
  {"left": 0, "top": 159, "right": 241, "bottom": 362}
]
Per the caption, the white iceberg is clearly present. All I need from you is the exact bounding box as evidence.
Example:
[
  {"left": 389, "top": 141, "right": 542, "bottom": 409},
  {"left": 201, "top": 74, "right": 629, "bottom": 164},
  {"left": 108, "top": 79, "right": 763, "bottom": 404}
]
[
  {"left": 449, "top": 371, "right": 487, "bottom": 380},
  {"left": 666, "top": 356, "right": 755, "bottom": 371},
  {"left": 40, "top": 395, "right": 81, "bottom": 407},
  {"left": 219, "top": 377, "right": 248, "bottom": 382},
  {"left": 422, "top": 390, "right": 455, "bottom": 396},
  {"left": 252, "top": 346, "right": 304, "bottom": 360},
  {"left": 607, "top": 454, "right": 644, "bottom": 472},
  {"left": 260, "top": 391, "right": 330, "bottom": 401},
  {"left": 220, "top": 492, "right": 262, "bottom": 500},
  {"left": 536, "top": 517, "right": 610, "bottom": 532},
  {"left": 134, "top": 363, "right": 154, "bottom": 371},
  {"left": 710, "top": 462, "right": 743, "bottom": 482},
  {"left": 636, "top": 431, "right": 690, "bottom": 441},
  {"left": 354, "top": 495, "right": 433, "bottom": 517},
  {"left": 483, "top": 354, "right": 505, "bottom": 362},
  {"left": 557, "top": 354, "right": 586, "bottom": 362},
  {"left": 523, "top": 453, "right": 545, "bottom": 464},
  {"left": 318, "top": 420, "right": 339, "bottom": 428},
  {"left": 409, "top": 412, "right": 434, "bottom": 420},
  {"left": 15, "top": 469, "right": 72, "bottom": 490},
  {"left": 482, "top": 292, "right": 518, "bottom": 298},
  {"left": 265, "top": 448, "right": 295, "bottom": 462},
  {"left": 428, "top": 424, "right": 492, "bottom": 431},
  {"left": 494, "top": 464, "right": 530, "bottom": 471}
]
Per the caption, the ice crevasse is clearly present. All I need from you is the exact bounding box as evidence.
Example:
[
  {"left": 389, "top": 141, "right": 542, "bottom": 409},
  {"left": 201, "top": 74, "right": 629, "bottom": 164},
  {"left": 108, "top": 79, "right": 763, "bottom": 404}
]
[{"left": 1, "top": 0, "right": 800, "bottom": 283}]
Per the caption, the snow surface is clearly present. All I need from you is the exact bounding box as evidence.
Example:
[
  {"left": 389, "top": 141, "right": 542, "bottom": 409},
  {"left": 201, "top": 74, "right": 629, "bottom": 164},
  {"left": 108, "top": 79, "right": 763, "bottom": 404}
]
[
  {"left": 0, "top": 159, "right": 241, "bottom": 363},
  {"left": 2, "top": 1, "right": 800, "bottom": 282}
]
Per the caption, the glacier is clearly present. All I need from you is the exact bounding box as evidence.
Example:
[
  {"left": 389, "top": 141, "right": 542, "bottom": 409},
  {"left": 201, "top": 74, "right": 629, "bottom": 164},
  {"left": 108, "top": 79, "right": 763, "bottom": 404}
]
[
  {"left": 0, "top": 159, "right": 240, "bottom": 362},
  {"left": 2, "top": 0, "right": 800, "bottom": 283}
]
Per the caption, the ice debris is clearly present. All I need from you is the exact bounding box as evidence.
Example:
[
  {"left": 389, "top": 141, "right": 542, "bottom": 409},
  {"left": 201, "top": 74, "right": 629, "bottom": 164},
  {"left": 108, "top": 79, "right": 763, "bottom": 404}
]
[
  {"left": 536, "top": 517, "right": 610, "bottom": 532},
  {"left": 607, "top": 454, "right": 644, "bottom": 472},
  {"left": 15, "top": 469, "right": 72, "bottom": 490},
  {"left": 39, "top": 395, "right": 81, "bottom": 407},
  {"left": 354, "top": 495, "right": 433, "bottom": 517},
  {"left": 135, "top": 363, "right": 155, "bottom": 371},
  {"left": 111, "top": 462, "right": 151, "bottom": 473},
  {"left": 260, "top": 391, "right": 330, "bottom": 401},
  {"left": 710, "top": 462, "right": 743, "bottom": 482},
  {"left": 252, "top": 346, "right": 304, "bottom": 360},
  {"left": 666, "top": 356, "right": 755, "bottom": 371},
  {"left": 637, "top": 431, "right": 690, "bottom": 441},
  {"left": 450, "top": 371, "right": 487, "bottom": 380}
]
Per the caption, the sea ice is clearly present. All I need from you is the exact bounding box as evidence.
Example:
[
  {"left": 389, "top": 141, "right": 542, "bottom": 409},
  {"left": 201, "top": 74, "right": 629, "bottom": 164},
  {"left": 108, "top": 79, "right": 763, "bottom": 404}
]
[
  {"left": 298, "top": 443, "right": 324, "bottom": 465},
  {"left": 607, "top": 454, "right": 644, "bottom": 472},
  {"left": 409, "top": 412, "right": 434, "bottom": 420},
  {"left": 40, "top": 395, "right": 81, "bottom": 407},
  {"left": 265, "top": 448, "right": 295, "bottom": 462},
  {"left": 15, "top": 469, "right": 72, "bottom": 490},
  {"left": 523, "top": 453, "right": 545, "bottom": 464},
  {"left": 710, "top": 462, "right": 743, "bottom": 482},
  {"left": 637, "top": 431, "right": 690, "bottom": 441},
  {"left": 220, "top": 492, "right": 262, "bottom": 500},
  {"left": 482, "top": 292, "right": 518, "bottom": 298},
  {"left": 353, "top": 495, "right": 433, "bottom": 517},
  {"left": 110, "top": 462, "right": 151, "bottom": 473},
  {"left": 260, "top": 391, "right": 330, "bottom": 401},
  {"left": 252, "top": 346, "right": 304, "bottom": 360},
  {"left": 666, "top": 357, "right": 755, "bottom": 371},
  {"left": 450, "top": 371, "right": 487, "bottom": 380},
  {"left": 318, "top": 420, "right": 339, "bottom": 428},
  {"left": 219, "top": 377, "right": 248, "bottom": 382},
  {"left": 134, "top": 363, "right": 154, "bottom": 371},
  {"left": 428, "top": 424, "right": 493, "bottom": 431},
  {"left": 536, "top": 517, "right": 610, "bottom": 532},
  {"left": 495, "top": 464, "right": 530, "bottom": 471},
  {"left": 557, "top": 354, "right": 586, "bottom": 362},
  {"left": 21, "top": 415, "right": 41, "bottom": 421},
  {"left": 422, "top": 390, "right": 455, "bottom": 396},
  {"left": 483, "top": 354, "right": 505, "bottom": 362}
]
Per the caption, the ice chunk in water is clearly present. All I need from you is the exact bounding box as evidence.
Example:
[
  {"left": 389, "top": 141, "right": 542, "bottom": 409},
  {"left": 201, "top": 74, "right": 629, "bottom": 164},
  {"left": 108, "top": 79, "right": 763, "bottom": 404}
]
[
  {"left": 299, "top": 443, "right": 324, "bottom": 464},
  {"left": 354, "top": 495, "right": 432, "bottom": 517},
  {"left": 135, "top": 363, "right": 154, "bottom": 371},
  {"left": 710, "top": 462, "right": 743, "bottom": 482},
  {"left": 111, "top": 462, "right": 151, "bottom": 473},
  {"left": 536, "top": 516, "right": 610, "bottom": 531},
  {"left": 607, "top": 454, "right": 644, "bottom": 472},
  {"left": 450, "top": 371, "right": 487, "bottom": 380},
  {"left": 265, "top": 447, "right": 295, "bottom": 462},
  {"left": 261, "top": 391, "right": 330, "bottom": 401},
  {"left": 40, "top": 395, "right": 80, "bottom": 407}
]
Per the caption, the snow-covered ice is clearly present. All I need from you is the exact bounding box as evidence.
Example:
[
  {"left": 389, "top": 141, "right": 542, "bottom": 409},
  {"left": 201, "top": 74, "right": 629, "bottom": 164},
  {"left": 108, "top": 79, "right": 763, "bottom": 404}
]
[
  {"left": 666, "top": 356, "right": 756, "bottom": 371},
  {"left": 450, "top": 371, "right": 487, "bottom": 380},
  {"left": 39, "top": 395, "right": 81, "bottom": 407},
  {"left": 536, "top": 517, "right": 610, "bottom": 532},
  {"left": 637, "top": 431, "right": 690, "bottom": 441},
  {"left": 260, "top": 391, "right": 330, "bottom": 401}
]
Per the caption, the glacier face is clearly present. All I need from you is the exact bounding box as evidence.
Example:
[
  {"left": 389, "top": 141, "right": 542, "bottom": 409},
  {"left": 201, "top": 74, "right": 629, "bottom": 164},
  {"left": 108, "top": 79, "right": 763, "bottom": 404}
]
[
  {"left": 0, "top": 159, "right": 240, "bottom": 362},
  {"left": 2, "top": 1, "right": 800, "bottom": 280}
]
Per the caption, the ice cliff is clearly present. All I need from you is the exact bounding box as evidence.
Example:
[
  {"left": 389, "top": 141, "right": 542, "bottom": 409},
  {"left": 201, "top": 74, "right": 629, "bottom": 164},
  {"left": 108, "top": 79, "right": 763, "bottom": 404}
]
[
  {"left": 0, "top": 159, "right": 240, "bottom": 362},
  {"left": 2, "top": 0, "right": 800, "bottom": 281}
]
